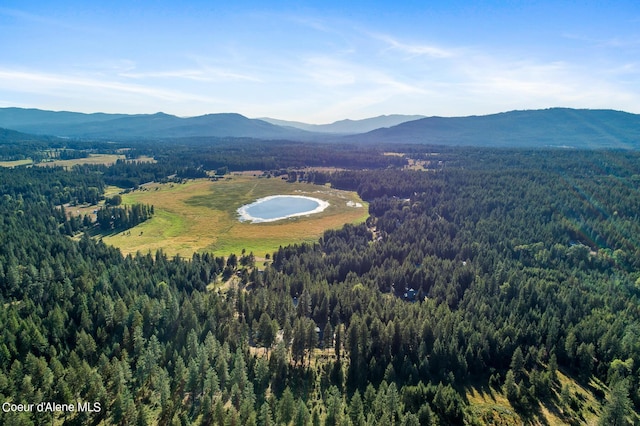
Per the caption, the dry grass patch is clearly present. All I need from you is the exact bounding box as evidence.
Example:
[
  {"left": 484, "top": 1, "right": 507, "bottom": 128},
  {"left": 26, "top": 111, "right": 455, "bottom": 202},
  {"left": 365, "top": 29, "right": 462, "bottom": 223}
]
[
  {"left": 0, "top": 159, "right": 34, "bottom": 168},
  {"left": 465, "top": 369, "right": 604, "bottom": 426},
  {"left": 466, "top": 386, "right": 520, "bottom": 425},
  {"left": 37, "top": 153, "right": 126, "bottom": 168}
]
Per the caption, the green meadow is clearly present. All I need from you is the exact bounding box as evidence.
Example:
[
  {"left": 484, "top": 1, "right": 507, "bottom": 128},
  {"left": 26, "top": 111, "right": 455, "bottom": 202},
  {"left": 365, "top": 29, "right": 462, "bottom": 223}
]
[{"left": 102, "top": 175, "right": 368, "bottom": 258}]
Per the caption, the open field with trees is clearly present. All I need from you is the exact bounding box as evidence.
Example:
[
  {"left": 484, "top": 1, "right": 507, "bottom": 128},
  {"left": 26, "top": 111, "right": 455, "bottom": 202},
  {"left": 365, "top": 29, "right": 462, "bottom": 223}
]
[
  {"left": 37, "top": 153, "right": 126, "bottom": 168},
  {"left": 102, "top": 175, "right": 368, "bottom": 258}
]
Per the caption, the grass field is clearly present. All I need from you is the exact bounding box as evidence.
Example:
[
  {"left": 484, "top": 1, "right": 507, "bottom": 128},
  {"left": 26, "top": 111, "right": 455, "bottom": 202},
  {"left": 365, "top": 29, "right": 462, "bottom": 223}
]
[
  {"left": 101, "top": 176, "right": 368, "bottom": 258},
  {"left": 37, "top": 153, "right": 126, "bottom": 168},
  {"left": 2, "top": 154, "right": 155, "bottom": 169},
  {"left": 0, "top": 159, "right": 34, "bottom": 167},
  {"left": 465, "top": 369, "right": 604, "bottom": 426}
]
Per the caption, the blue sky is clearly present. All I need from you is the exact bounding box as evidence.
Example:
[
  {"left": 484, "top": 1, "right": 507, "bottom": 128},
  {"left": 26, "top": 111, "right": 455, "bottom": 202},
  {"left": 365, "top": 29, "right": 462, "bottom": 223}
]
[{"left": 0, "top": 1, "right": 639, "bottom": 123}]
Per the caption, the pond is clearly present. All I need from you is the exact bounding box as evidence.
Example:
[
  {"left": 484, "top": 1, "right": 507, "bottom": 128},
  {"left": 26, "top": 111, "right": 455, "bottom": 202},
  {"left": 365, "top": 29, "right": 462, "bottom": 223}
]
[{"left": 237, "top": 195, "right": 329, "bottom": 223}]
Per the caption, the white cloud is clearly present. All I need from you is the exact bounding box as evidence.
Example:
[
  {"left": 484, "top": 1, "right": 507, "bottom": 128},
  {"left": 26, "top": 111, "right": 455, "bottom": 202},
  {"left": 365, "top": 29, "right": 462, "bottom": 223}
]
[
  {"left": 0, "top": 68, "right": 221, "bottom": 105},
  {"left": 601, "top": 62, "right": 639, "bottom": 76},
  {"left": 119, "top": 68, "right": 260, "bottom": 82},
  {"left": 439, "top": 54, "right": 640, "bottom": 114},
  {"left": 369, "top": 32, "right": 456, "bottom": 59},
  {"left": 82, "top": 59, "right": 137, "bottom": 74},
  {"left": 562, "top": 32, "right": 640, "bottom": 49},
  {"left": 303, "top": 57, "right": 356, "bottom": 86}
]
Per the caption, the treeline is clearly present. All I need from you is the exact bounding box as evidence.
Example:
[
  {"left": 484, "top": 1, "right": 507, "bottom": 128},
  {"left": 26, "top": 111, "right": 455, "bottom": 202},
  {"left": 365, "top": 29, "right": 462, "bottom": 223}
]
[
  {"left": 83, "top": 160, "right": 208, "bottom": 188},
  {"left": 4, "top": 136, "right": 409, "bottom": 188},
  {"left": 58, "top": 149, "right": 90, "bottom": 160},
  {"left": 0, "top": 166, "right": 104, "bottom": 205},
  {"left": 96, "top": 203, "right": 154, "bottom": 231},
  {"left": 0, "top": 129, "right": 129, "bottom": 162},
  {"left": 156, "top": 138, "right": 408, "bottom": 171},
  {"left": 0, "top": 128, "right": 65, "bottom": 161},
  {"left": 73, "top": 139, "right": 407, "bottom": 188}
]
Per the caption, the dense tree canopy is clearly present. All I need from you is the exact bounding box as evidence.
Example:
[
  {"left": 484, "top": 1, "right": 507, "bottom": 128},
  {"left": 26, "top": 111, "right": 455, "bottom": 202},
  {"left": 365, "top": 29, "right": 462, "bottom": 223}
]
[{"left": 1, "top": 145, "right": 639, "bottom": 424}]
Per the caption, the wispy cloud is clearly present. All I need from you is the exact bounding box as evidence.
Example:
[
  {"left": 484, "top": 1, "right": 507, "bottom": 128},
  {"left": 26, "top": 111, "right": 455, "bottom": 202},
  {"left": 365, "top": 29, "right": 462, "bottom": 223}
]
[
  {"left": 596, "top": 37, "right": 640, "bottom": 49},
  {"left": 0, "top": 6, "right": 94, "bottom": 33},
  {"left": 120, "top": 68, "right": 261, "bottom": 83},
  {"left": 369, "top": 33, "right": 455, "bottom": 58},
  {"left": 448, "top": 55, "right": 639, "bottom": 113},
  {"left": 286, "top": 14, "right": 337, "bottom": 34},
  {"left": 0, "top": 7, "right": 62, "bottom": 26},
  {"left": 83, "top": 59, "right": 137, "bottom": 74},
  {"left": 303, "top": 57, "right": 356, "bottom": 86},
  {"left": 0, "top": 68, "right": 220, "bottom": 104},
  {"left": 562, "top": 32, "right": 640, "bottom": 49},
  {"left": 300, "top": 53, "right": 430, "bottom": 95},
  {"left": 601, "top": 62, "right": 640, "bottom": 76}
]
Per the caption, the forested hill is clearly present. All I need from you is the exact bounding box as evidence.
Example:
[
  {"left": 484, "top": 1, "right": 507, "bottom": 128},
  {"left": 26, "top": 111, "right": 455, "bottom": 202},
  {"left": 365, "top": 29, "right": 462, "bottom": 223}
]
[
  {"left": 0, "top": 108, "right": 313, "bottom": 140},
  {"left": 0, "top": 127, "right": 66, "bottom": 161},
  {"left": 2, "top": 107, "right": 640, "bottom": 148},
  {"left": 345, "top": 108, "right": 640, "bottom": 148},
  {"left": 0, "top": 127, "right": 58, "bottom": 144}
]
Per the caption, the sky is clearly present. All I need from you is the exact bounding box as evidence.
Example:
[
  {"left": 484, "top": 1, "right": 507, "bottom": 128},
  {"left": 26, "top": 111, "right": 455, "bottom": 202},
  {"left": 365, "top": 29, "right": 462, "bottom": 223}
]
[{"left": 0, "top": 1, "right": 639, "bottom": 123}]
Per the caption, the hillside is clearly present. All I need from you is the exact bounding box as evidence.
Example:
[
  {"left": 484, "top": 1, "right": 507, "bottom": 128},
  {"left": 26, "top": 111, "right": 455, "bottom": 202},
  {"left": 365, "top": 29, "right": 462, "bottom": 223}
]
[
  {"left": 0, "top": 108, "right": 314, "bottom": 140},
  {"left": 2, "top": 107, "right": 640, "bottom": 148},
  {"left": 346, "top": 108, "right": 640, "bottom": 148},
  {"left": 0, "top": 127, "right": 67, "bottom": 162},
  {"left": 0, "top": 127, "right": 34, "bottom": 143}
]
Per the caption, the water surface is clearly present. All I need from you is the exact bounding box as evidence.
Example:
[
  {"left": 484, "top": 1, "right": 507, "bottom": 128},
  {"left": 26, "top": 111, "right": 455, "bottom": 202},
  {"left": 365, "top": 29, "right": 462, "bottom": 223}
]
[{"left": 237, "top": 195, "right": 329, "bottom": 223}]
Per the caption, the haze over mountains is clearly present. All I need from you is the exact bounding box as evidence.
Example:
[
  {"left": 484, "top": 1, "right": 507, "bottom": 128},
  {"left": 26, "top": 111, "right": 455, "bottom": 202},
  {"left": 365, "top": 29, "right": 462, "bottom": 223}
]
[
  {"left": 258, "top": 114, "right": 426, "bottom": 134},
  {"left": 1, "top": 107, "right": 639, "bottom": 149}
]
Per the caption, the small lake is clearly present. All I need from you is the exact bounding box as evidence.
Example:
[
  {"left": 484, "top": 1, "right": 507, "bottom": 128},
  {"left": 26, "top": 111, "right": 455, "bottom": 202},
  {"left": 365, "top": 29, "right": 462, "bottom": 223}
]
[{"left": 237, "top": 195, "right": 329, "bottom": 223}]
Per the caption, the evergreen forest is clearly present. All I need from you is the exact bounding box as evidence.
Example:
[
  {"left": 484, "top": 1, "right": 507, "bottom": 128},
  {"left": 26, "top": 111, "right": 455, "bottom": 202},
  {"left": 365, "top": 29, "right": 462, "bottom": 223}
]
[{"left": 1, "top": 137, "right": 640, "bottom": 425}]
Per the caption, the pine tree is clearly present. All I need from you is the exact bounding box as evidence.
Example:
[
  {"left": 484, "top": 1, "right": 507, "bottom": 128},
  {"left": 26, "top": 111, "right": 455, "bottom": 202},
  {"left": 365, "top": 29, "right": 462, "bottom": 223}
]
[
  {"left": 504, "top": 370, "right": 519, "bottom": 405},
  {"left": 599, "top": 380, "right": 632, "bottom": 426},
  {"left": 348, "top": 390, "right": 366, "bottom": 426},
  {"left": 259, "top": 400, "right": 273, "bottom": 426},
  {"left": 277, "top": 387, "right": 295, "bottom": 425},
  {"left": 510, "top": 346, "right": 525, "bottom": 381},
  {"left": 548, "top": 352, "right": 558, "bottom": 383},
  {"left": 294, "top": 399, "right": 310, "bottom": 426}
]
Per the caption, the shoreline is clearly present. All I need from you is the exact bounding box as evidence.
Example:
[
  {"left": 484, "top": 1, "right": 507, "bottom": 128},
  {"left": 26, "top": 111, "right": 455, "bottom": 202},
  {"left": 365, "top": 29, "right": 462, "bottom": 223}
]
[{"left": 237, "top": 195, "right": 330, "bottom": 223}]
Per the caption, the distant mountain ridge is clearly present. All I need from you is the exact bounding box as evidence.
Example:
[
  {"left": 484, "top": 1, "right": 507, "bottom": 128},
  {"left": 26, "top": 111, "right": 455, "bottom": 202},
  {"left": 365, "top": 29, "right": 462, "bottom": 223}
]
[
  {"left": 259, "top": 114, "right": 426, "bottom": 134},
  {"left": 0, "top": 108, "right": 313, "bottom": 140},
  {"left": 347, "top": 108, "right": 640, "bottom": 148},
  {"left": 0, "top": 107, "right": 639, "bottom": 148}
]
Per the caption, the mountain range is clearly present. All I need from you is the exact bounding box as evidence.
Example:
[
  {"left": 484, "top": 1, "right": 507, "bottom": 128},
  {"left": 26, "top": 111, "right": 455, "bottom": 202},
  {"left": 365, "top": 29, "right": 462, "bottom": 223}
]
[
  {"left": 348, "top": 108, "right": 640, "bottom": 148},
  {"left": 0, "top": 108, "right": 313, "bottom": 140},
  {"left": 258, "top": 114, "right": 425, "bottom": 134},
  {"left": 1, "top": 107, "right": 639, "bottom": 148}
]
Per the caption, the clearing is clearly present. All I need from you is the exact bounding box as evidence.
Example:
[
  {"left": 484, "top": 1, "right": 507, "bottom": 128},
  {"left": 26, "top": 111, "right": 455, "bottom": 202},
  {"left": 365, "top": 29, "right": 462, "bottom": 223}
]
[{"left": 101, "top": 175, "right": 368, "bottom": 258}]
